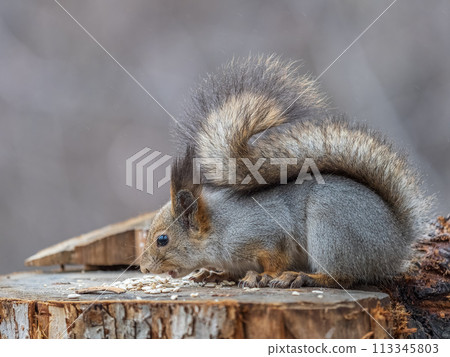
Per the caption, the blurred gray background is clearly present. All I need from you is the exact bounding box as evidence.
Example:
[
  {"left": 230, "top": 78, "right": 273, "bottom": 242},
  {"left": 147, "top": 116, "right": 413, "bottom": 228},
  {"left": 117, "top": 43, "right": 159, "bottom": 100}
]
[{"left": 1, "top": 0, "right": 449, "bottom": 274}]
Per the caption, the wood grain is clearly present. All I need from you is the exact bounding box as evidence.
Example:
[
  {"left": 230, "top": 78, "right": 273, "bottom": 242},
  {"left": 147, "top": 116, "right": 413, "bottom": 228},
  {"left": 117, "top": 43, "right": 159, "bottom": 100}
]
[{"left": 24, "top": 211, "right": 156, "bottom": 267}]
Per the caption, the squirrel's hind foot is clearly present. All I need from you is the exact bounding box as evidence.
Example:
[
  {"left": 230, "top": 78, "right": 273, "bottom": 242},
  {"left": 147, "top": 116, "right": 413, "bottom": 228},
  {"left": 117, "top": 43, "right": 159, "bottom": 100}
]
[
  {"left": 238, "top": 271, "right": 275, "bottom": 288},
  {"left": 238, "top": 271, "right": 353, "bottom": 289},
  {"left": 238, "top": 270, "right": 327, "bottom": 288},
  {"left": 268, "top": 271, "right": 306, "bottom": 288},
  {"left": 268, "top": 272, "right": 348, "bottom": 289}
]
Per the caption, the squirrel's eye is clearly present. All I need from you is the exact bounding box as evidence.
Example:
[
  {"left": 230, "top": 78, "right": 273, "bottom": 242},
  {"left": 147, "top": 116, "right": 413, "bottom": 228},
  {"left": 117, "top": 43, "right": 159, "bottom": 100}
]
[{"left": 156, "top": 234, "right": 169, "bottom": 247}]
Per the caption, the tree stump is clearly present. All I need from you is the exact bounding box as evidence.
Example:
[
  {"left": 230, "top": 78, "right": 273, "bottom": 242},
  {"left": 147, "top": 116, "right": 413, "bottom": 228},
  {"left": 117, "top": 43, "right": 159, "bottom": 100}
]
[
  {"left": 4, "top": 212, "right": 449, "bottom": 339},
  {"left": 0, "top": 270, "right": 391, "bottom": 339}
]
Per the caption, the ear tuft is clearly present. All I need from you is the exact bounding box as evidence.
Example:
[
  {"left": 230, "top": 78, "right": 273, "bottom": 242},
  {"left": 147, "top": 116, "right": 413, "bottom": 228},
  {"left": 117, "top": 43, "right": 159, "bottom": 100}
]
[
  {"left": 175, "top": 189, "right": 198, "bottom": 230},
  {"left": 170, "top": 146, "right": 210, "bottom": 233},
  {"left": 171, "top": 146, "right": 201, "bottom": 198}
]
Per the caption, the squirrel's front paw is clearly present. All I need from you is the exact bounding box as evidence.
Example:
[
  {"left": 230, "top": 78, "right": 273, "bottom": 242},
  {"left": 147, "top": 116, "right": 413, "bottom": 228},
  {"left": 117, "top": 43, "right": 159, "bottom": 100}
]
[
  {"left": 268, "top": 271, "right": 317, "bottom": 288},
  {"left": 189, "top": 268, "right": 235, "bottom": 283},
  {"left": 238, "top": 271, "right": 260, "bottom": 288}
]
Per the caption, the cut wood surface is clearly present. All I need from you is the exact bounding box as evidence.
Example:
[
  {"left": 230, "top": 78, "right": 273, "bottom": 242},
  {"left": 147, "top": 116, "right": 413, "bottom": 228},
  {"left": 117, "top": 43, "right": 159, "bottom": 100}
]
[
  {"left": 24, "top": 211, "right": 156, "bottom": 267},
  {"left": 0, "top": 271, "right": 391, "bottom": 339}
]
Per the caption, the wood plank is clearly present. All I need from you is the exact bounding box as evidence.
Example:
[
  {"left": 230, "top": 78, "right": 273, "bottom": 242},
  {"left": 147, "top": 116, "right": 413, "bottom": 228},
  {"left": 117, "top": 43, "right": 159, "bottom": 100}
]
[
  {"left": 24, "top": 211, "right": 156, "bottom": 267},
  {"left": 0, "top": 271, "right": 391, "bottom": 339}
]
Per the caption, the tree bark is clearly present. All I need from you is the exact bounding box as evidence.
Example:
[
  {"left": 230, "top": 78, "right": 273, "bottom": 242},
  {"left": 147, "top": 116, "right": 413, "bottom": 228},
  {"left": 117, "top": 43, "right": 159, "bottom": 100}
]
[{"left": 383, "top": 216, "right": 450, "bottom": 339}]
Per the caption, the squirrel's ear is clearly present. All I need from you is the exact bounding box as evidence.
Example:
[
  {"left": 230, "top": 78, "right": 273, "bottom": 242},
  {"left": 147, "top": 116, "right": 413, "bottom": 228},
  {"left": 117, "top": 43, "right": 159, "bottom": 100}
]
[
  {"left": 171, "top": 188, "right": 210, "bottom": 233},
  {"left": 174, "top": 189, "right": 199, "bottom": 230},
  {"left": 170, "top": 146, "right": 211, "bottom": 233}
]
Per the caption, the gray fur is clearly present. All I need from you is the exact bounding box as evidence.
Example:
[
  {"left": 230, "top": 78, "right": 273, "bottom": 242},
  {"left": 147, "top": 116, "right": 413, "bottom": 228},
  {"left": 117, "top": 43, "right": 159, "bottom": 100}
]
[
  {"left": 140, "top": 55, "right": 432, "bottom": 285},
  {"left": 202, "top": 175, "right": 408, "bottom": 283},
  {"left": 177, "top": 55, "right": 430, "bottom": 249},
  {"left": 175, "top": 54, "right": 327, "bottom": 153}
]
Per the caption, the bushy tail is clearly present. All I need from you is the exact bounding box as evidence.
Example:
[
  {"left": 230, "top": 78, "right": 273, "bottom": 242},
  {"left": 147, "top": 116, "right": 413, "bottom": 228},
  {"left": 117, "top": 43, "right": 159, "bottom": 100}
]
[{"left": 175, "top": 55, "right": 431, "bottom": 240}]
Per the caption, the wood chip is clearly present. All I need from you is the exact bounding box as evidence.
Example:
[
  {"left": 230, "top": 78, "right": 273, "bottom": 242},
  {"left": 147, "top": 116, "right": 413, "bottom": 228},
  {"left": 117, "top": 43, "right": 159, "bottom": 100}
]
[{"left": 75, "top": 286, "right": 126, "bottom": 294}]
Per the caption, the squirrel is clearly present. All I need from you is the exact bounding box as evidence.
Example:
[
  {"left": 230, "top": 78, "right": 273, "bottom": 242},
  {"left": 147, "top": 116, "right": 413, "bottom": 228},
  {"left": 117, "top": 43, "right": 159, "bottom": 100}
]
[{"left": 140, "top": 55, "right": 431, "bottom": 289}]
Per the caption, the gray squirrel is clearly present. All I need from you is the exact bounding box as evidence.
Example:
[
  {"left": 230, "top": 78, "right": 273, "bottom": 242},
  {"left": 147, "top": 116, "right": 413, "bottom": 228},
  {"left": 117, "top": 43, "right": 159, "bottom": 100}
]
[{"left": 140, "top": 55, "right": 431, "bottom": 288}]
